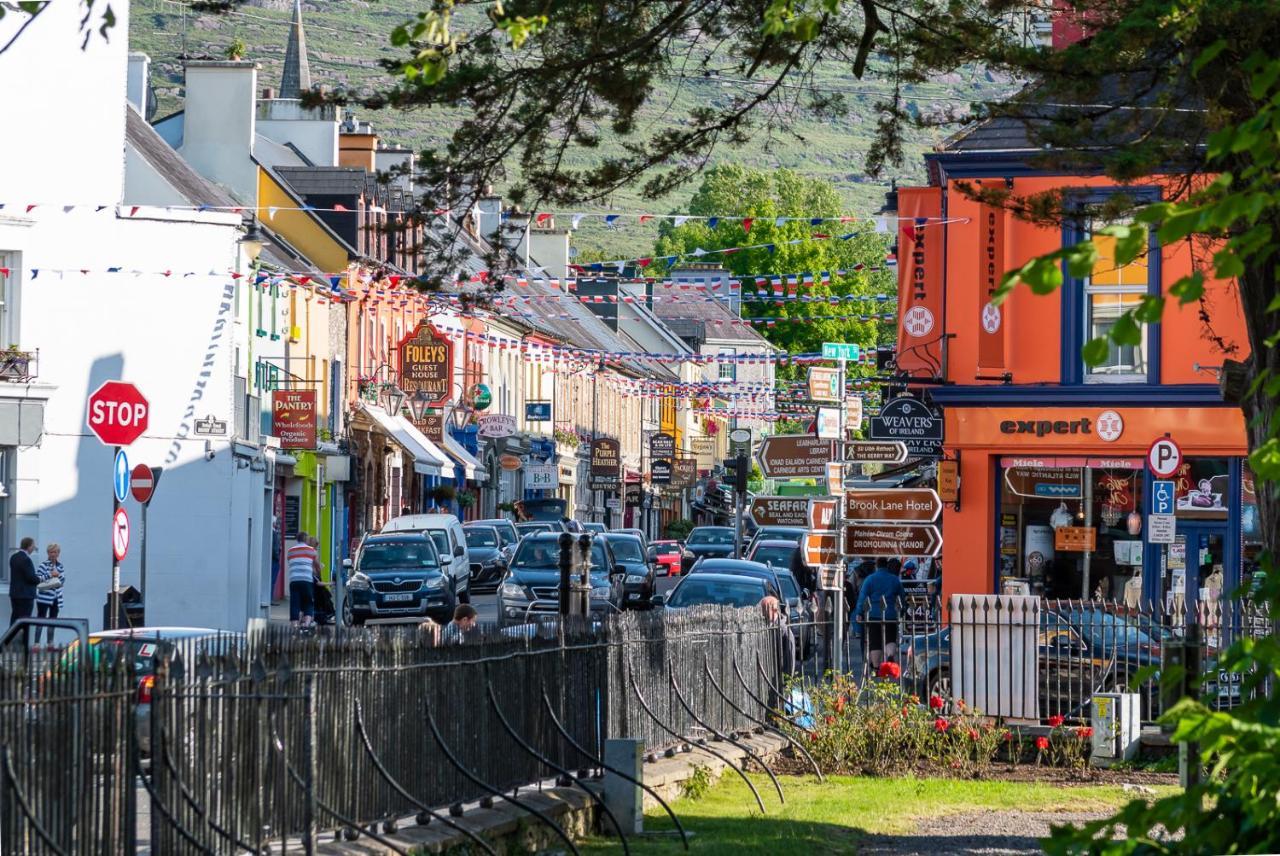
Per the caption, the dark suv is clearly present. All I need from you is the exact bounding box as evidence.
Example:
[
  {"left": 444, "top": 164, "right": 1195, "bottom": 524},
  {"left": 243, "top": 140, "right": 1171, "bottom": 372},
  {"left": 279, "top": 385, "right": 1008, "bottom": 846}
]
[
  {"left": 343, "top": 534, "right": 453, "bottom": 625},
  {"left": 496, "top": 533, "right": 623, "bottom": 627}
]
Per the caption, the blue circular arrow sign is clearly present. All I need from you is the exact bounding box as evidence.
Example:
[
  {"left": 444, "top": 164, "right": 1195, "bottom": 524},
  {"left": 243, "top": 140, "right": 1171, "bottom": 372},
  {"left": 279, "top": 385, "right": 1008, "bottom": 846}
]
[{"left": 113, "top": 449, "right": 130, "bottom": 503}]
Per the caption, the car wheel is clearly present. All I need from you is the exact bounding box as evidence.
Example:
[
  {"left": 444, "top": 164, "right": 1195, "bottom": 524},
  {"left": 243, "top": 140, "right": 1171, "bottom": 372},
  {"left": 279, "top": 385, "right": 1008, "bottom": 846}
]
[
  {"left": 341, "top": 597, "right": 354, "bottom": 627},
  {"left": 928, "top": 669, "right": 952, "bottom": 708},
  {"left": 457, "top": 577, "right": 471, "bottom": 604}
]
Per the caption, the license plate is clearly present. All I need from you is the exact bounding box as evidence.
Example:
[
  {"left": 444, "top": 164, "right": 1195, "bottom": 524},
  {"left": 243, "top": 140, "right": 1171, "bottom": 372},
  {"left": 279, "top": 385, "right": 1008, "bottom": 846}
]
[
  {"left": 383, "top": 593, "right": 414, "bottom": 603},
  {"left": 628, "top": 593, "right": 642, "bottom": 600}
]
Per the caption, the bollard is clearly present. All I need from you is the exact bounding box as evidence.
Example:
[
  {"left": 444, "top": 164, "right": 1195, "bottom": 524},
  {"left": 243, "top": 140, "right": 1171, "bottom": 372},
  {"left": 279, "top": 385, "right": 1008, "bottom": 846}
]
[
  {"left": 603, "top": 739, "right": 645, "bottom": 834},
  {"left": 559, "top": 532, "right": 575, "bottom": 617}
]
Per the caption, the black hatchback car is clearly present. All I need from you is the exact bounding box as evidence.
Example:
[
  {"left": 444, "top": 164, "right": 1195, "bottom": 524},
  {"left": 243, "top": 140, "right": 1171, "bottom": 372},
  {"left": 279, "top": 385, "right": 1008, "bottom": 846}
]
[
  {"left": 343, "top": 534, "right": 453, "bottom": 625},
  {"left": 684, "top": 526, "right": 737, "bottom": 567},
  {"left": 463, "top": 525, "right": 513, "bottom": 593},
  {"left": 496, "top": 533, "right": 624, "bottom": 627}
]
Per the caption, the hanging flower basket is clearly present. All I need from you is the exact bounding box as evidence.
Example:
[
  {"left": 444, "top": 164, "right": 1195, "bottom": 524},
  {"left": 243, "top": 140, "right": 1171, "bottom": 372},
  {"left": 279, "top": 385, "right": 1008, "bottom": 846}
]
[{"left": 0, "top": 348, "right": 35, "bottom": 382}]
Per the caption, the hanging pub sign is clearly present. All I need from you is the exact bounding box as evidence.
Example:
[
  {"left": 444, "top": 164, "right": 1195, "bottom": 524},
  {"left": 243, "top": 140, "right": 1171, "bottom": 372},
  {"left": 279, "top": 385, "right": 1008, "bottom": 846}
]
[
  {"left": 525, "top": 401, "right": 552, "bottom": 422},
  {"left": 272, "top": 389, "right": 317, "bottom": 450},
  {"left": 397, "top": 323, "right": 453, "bottom": 408},
  {"left": 469, "top": 383, "right": 492, "bottom": 411},
  {"left": 418, "top": 412, "right": 445, "bottom": 443},
  {"left": 589, "top": 438, "right": 621, "bottom": 489},
  {"left": 650, "top": 432, "right": 675, "bottom": 460},
  {"left": 977, "top": 191, "right": 1007, "bottom": 371},
  {"left": 478, "top": 414, "right": 517, "bottom": 439},
  {"left": 671, "top": 458, "right": 697, "bottom": 488},
  {"left": 651, "top": 459, "right": 673, "bottom": 484}
]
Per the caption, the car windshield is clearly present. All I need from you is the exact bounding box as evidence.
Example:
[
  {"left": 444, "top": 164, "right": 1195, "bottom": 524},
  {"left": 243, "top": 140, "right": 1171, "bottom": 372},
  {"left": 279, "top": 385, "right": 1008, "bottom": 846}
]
[
  {"left": 518, "top": 523, "right": 553, "bottom": 535},
  {"left": 609, "top": 539, "right": 644, "bottom": 562},
  {"left": 465, "top": 529, "right": 498, "bottom": 548},
  {"left": 361, "top": 542, "right": 440, "bottom": 570},
  {"left": 513, "top": 540, "right": 608, "bottom": 571},
  {"left": 751, "top": 546, "right": 795, "bottom": 568},
  {"left": 774, "top": 573, "right": 800, "bottom": 600},
  {"left": 654, "top": 544, "right": 680, "bottom": 556},
  {"left": 1056, "top": 610, "right": 1158, "bottom": 647},
  {"left": 689, "top": 529, "right": 733, "bottom": 545},
  {"left": 669, "top": 578, "right": 765, "bottom": 608}
]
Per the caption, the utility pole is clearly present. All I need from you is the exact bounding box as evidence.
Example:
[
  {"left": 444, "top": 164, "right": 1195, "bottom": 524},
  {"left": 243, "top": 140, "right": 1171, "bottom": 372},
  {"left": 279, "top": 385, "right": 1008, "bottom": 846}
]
[
  {"left": 732, "top": 453, "right": 747, "bottom": 560},
  {"left": 592, "top": 356, "right": 601, "bottom": 525}
]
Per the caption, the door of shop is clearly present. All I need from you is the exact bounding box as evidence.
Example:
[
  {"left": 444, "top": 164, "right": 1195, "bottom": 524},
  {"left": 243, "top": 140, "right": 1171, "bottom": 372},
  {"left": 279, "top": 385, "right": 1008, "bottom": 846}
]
[{"left": 1160, "top": 521, "right": 1228, "bottom": 626}]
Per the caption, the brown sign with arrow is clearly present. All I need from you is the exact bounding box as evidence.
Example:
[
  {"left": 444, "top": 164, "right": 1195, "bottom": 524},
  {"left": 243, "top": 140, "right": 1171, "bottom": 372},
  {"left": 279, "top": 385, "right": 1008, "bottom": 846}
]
[
  {"left": 807, "top": 497, "right": 839, "bottom": 531},
  {"left": 844, "top": 488, "right": 942, "bottom": 523},
  {"left": 803, "top": 531, "right": 841, "bottom": 566},
  {"left": 749, "top": 496, "right": 810, "bottom": 527},
  {"left": 757, "top": 434, "right": 838, "bottom": 479},
  {"left": 844, "top": 524, "right": 942, "bottom": 557},
  {"left": 844, "top": 441, "right": 908, "bottom": 464}
]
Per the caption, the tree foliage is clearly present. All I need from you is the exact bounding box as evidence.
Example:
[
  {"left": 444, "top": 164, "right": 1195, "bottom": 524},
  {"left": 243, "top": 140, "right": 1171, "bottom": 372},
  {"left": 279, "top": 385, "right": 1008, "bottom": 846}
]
[{"left": 649, "top": 164, "right": 892, "bottom": 378}]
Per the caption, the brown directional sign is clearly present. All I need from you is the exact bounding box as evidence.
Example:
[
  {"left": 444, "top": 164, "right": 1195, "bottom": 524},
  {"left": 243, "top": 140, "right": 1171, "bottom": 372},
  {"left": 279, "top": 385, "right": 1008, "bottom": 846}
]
[
  {"left": 757, "top": 434, "right": 838, "bottom": 479},
  {"left": 844, "top": 523, "right": 942, "bottom": 557},
  {"left": 844, "top": 488, "right": 943, "bottom": 523},
  {"left": 749, "top": 496, "right": 810, "bottom": 527},
  {"left": 807, "top": 497, "right": 839, "bottom": 531},
  {"left": 844, "top": 441, "right": 908, "bottom": 464},
  {"left": 803, "top": 531, "right": 841, "bottom": 566}
]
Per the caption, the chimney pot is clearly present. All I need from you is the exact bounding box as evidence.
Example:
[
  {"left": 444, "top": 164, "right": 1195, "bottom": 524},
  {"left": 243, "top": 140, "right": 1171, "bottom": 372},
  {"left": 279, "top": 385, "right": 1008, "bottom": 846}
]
[{"left": 262, "top": 86, "right": 275, "bottom": 99}]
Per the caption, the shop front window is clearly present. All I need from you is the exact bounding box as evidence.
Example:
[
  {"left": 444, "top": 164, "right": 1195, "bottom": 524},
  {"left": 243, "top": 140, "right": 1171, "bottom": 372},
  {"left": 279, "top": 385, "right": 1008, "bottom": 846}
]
[{"left": 998, "top": 457, "right": 1145, "bottom": 602}]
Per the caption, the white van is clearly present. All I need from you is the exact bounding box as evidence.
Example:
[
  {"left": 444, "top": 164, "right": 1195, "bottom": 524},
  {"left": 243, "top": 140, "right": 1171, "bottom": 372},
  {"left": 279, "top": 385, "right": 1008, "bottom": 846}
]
[{"left": 381, "top": 513, "right": 471, "bottom": 601}]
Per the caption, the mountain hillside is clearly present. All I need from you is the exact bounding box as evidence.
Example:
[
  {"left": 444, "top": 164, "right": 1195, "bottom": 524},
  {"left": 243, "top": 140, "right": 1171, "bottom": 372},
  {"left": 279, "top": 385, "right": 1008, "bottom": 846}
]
[{"left": 129, "top": 0, "right": 1014, "bottom": 257}]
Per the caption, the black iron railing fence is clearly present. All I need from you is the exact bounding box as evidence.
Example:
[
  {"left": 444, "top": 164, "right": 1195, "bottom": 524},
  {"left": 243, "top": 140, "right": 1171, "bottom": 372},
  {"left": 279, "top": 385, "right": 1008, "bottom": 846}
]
[
  {"left": 2, "top": 608, "right": 785, "bottom": 855},
  {"left": 847, "top": 595, "right": 1272, "bottom": 724}
]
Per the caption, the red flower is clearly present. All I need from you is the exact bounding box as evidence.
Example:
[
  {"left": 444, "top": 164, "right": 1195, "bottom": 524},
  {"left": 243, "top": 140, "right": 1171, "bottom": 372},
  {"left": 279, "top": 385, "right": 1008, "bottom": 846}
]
[
  {"left": 934, "top": 717, "right": 950, "bottom": 733},
  {"left": 833, "top": 696, "right": 847, "bottom": 714},
  {"left": 824, "top": 715, "right": 836, "bottom": 726},
  {"left": 1003, "top": 731, "right": 1014, "bottom": 742},
  {"left": 967, "top": 728, "right": 979, "bottom": 741},
  {"left": 1076, "top": 726, "right": 1094, "bottom": 740},
  {"left": 809, "top": 732, "right": 819, "bottom": 742},
  {"left": 929, "top": 695, "right": 945, "bottom": 710},
  {"left": 956, "top": 699, "right": 966, "bottom": 711},
  {"left": 877, "top": 661, "right": 901, "bottom": 679},
  {"left": 1047, "top": 714, "right": 1065, "bottom": 728},
  {"left": 1035, "top": 736, "right": 1050, "bottom": 751}
]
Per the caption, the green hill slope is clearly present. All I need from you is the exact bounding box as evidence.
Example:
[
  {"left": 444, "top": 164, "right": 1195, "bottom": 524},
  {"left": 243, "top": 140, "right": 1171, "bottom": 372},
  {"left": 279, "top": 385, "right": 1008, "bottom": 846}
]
[{"left": 129, "top": 0, "right": 1012, "bottom": 257}]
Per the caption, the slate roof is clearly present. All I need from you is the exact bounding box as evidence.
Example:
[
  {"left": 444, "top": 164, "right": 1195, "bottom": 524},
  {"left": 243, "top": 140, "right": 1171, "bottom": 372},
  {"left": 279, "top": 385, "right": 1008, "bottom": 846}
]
[
  {"left": 649, "top": 281, "right": 775, "bottom": 347},
  {"left": 274, "top": 166, "right": 369, "bottom": 198},
  {"left": 125, "top": 105, "right": 240, "bottom": 207}
]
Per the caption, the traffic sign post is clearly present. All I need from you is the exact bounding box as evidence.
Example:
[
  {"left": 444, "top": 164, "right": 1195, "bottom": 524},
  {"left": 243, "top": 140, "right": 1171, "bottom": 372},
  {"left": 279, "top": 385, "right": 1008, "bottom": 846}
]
[
  {"left": 113, "top": 449, "right": 130, "bottom": 503},
  {"left": 1152, "top": 479, "right": 1175, "bottom": 516},
  {"left": 844, "top": 523, "right": 943, "bottom": 557},
  {"left": 757, "top": 435, "right": 838, "bottom": 479},
  {"left": 844, "top": 441, "right": 908, "bottom": 464},
  {"left": 1148, "top": 436, "right": 1183, "bottom": 478},
  {"left": 844, "top": 488, "right": 943, "bottom": 523},
  {"left": 130, "top": 464, "right": 162, "bottom": 609},
  {"left": 749, "top": 496, "right": 811, "bottom": 528}
]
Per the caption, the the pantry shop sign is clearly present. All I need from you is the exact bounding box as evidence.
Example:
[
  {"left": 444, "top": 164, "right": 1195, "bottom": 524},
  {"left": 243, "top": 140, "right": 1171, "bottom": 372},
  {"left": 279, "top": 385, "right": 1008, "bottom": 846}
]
[
  {"left": 397, "top": 323, "right": 453, "bottom": 408},
  {"left": 272, "top": 390, "right": 317, "bottom": 449}
]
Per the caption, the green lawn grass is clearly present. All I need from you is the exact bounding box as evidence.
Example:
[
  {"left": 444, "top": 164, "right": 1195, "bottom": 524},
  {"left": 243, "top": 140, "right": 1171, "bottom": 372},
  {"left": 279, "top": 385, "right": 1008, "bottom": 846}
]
[{"left": 580, "top": 774, "right": 1171, "bottom": 855}]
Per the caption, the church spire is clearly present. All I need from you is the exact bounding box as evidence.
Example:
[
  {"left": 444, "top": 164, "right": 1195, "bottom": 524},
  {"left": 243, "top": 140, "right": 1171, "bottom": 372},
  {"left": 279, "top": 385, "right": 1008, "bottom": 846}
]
[{"left": 280, "top": 0, "right": 312, "bottom": 98}]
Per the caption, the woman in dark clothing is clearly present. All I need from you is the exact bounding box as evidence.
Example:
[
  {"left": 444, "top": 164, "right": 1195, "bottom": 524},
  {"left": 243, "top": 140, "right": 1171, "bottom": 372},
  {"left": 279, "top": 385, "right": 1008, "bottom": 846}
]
[{"left": 789, "top": 547, "right": 816, "bottom": 594}]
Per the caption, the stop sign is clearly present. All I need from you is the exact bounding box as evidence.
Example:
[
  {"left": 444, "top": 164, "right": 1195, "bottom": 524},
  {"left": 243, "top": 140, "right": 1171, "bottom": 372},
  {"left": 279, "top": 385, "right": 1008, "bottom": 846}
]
[{"left": 86, "top": 381, "right": 149, "bottom": 446}]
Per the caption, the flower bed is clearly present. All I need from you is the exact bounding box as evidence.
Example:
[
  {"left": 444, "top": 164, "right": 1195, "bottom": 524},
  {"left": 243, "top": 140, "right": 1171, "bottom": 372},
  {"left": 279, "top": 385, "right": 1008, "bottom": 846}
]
[{"left": 785, "top": 667, "right": 1096, "bottom": 778}]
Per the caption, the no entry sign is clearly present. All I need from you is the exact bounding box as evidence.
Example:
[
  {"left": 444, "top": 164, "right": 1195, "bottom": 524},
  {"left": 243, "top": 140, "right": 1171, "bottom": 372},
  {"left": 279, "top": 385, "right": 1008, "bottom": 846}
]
[
  {"left": 130, "top": 464, "right": 155, "bottom": 504},
  {"left": 87, "top": 381, "right": 149, "bottom": 446}
]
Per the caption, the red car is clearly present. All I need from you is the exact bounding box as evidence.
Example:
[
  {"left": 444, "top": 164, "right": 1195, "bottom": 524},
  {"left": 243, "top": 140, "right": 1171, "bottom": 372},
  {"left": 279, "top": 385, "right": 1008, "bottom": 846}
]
[{"left": 649, "top": 540, "right": 689, "bottom": 576}]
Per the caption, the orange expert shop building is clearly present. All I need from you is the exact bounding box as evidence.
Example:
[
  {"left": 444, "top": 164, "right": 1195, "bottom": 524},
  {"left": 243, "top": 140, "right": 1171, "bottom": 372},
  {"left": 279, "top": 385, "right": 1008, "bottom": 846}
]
[{"left": 888, "top": 120, "right": 1260, "bottom": 619}]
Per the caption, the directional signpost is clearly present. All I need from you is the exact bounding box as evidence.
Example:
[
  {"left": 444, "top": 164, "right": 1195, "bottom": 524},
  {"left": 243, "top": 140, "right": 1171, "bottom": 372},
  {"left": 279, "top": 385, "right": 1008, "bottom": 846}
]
[
  {"left": 844, "top": 523, "right": 942, "bottom": 557},
  {"left": 807, "top": 497, "right": 839, "bottom": 531},
  {"left": 803, "top": 531, "right": 841, "bottom": 567},
  {"left": 757, "top": 434, "right": 838, "bottom": 479},
  {"left": 749, "top": 496, "right": 811, "bottom": 528},
  {"left": 844, "top": 441, "right": 908, "bottom": 465},
  {"left": 844, "top": 488, "right": 943, "bottom": 523}
]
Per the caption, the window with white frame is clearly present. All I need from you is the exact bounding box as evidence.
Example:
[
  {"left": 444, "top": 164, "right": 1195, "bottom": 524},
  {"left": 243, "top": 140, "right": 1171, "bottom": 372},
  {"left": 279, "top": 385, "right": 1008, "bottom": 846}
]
[
  {"left": 718, "top": 348, "right": 736, "bottom": 381},
  {"left": 1084, "top": 219, "right": 1148, "bottom": 382}
]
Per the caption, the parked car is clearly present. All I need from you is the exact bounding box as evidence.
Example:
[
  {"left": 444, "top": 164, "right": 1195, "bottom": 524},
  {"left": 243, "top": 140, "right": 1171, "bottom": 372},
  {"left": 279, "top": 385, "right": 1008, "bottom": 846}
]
[
  {"left": 614, "top": 528, "right": 648, "bottom": 549},
  {"left": 462, "top": 525, "right": 513, "bottom": 593},
  {"left": 380, "top": 513, "right": 471, "bottom": 602},
  {"left": 684, "top": 526, "right": 736, "bottom": 566},
  {"left": 467, "top": 517, "right": 520, "bottom": 549},
  {"left": 516, "top": 521, "right": 560, "bottom": 538},
  {"left": 746, "top": 539, "right": 799, "bottom": 571},
  {"left": 689, "top": 558, "right": 813, "bottom": 657},
  {"left": 582, "top": 522, "right": 608, "bottom": 535},
  {"left": 602, "top": 532, "right": 656, "bottom": 607},
  {"left": 343, "top": 534, "right": 454, "bottom": 625},
  {"left": 648, "top": 540, "right": 691, "bottom": 576},
  {"left": 496, "top": 533, "right": 624, "bottom": 627},
  {"left": 67, "top": 627, "right": 240, "bottom": 755},
  {"left": 745, "top": 526, "right": 807, "bottom": 557},
  {"left": 655, "top": 573, "right": 771, "bottom": 610}
]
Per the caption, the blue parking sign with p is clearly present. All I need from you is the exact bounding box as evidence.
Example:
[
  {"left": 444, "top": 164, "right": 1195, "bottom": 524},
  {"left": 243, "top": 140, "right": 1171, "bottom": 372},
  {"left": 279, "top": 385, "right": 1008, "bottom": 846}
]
[{"left": 1153, "top": 480, "right": 1175, "bottom": 515}]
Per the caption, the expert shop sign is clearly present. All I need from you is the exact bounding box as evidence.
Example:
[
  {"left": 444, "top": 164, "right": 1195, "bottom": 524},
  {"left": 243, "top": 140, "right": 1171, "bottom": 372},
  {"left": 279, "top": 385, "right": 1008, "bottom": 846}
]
[{"left": 272, "top": 390, "right": 317, "bottom": 449}]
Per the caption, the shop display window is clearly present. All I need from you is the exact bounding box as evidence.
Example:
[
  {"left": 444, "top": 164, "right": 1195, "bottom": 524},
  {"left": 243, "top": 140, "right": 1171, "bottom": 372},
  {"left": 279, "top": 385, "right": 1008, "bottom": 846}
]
[{"left": 998, "top": 457, "right": 1145, "bottom": 601}]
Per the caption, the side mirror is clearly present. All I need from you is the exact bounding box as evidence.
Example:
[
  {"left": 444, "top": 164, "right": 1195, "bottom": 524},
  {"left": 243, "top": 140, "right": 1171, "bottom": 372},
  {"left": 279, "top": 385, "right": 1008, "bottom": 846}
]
[
  {"left": 651, "top": 594, "right": 666, "bottom": 606},
  {"left": 454, "top": 546, "right": 465, "bottom": 557},
  {"left": 342, "top": 558, "right": 353, "bottom": 569}
]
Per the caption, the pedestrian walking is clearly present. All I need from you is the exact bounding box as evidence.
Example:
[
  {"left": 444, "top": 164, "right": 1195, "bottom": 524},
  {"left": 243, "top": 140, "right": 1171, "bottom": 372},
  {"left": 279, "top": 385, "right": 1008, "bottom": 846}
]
[
  {"left": 34, "top": 543, "right": 65, "bottom": 643},
  {"left": 853, "top": 557, "right": 906, "bottom": 669},
  {"left": 8, "top": 537, "right": 40, "bottom": 630},
  {"left": 286, "top": 532, "right": 318, "bottom": 626}
]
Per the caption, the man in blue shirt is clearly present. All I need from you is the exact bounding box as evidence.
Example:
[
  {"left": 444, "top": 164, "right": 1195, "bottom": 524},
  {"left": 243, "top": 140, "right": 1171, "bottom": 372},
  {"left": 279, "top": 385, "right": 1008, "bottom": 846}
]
[{"left": 854, "top": 556, "right": 907, "bottom": 669}]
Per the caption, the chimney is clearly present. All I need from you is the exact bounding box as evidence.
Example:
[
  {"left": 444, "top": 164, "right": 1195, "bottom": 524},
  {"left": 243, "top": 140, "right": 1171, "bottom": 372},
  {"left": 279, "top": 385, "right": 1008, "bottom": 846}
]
[
  {"left": 180, "top": 60, "right": 260, "bottom": 201},
  {"left": 338, "top": 115, "right": 378, "bottom": 172},
  {"left": 476, "top": 195, "right": 503, "bottom": 244},
  {"left": 262, "top": 86, "right": 276, "bottom": 99},
  {"left": 527, "top": 225, "right": 570, "bottom": 283},
  {"left": 126, "top": 52, "right": 150, "bottom": 117}
]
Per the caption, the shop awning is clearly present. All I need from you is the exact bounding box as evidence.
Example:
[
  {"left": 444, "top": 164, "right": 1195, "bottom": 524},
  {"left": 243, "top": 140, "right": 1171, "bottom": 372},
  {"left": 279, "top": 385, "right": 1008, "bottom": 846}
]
[
  {"left": 361, "top": 404, "right": 450, "bottom": 477},
  {"left": 440, "top": 431, "right": 483, "bottom": 482}
]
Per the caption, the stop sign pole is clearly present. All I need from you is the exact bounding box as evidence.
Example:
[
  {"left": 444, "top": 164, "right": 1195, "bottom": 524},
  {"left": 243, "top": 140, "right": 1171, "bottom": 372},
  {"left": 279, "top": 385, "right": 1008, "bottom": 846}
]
[{"left": 86, "top": 381, "right": 150, "bottom": 630}]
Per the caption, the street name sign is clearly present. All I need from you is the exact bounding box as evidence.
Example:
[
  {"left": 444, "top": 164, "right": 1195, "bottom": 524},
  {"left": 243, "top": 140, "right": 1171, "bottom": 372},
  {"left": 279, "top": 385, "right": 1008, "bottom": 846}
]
[
  {"left": 87, "top": 381, "right": 149, "bottom": 447},
  {"left": 844, "top": 488, "right": 942, "bottom": 523},
  {"left": 844, "top": 523, "right": 942, "bottom": 557},
  {"left": 844, "top": 441, "right": 908, "bottom": 464},
  {"left": 758, "top": 434, "right": 838, "bottom": 479},
  {"left": 821, "top": 342, "right": 861, "bottom": 361},
  {"left": 749, "top": 496, "right": 810, "bottom": 527},
  {"left": 803, "top": 531, "right": 841, "bottom": 566}
]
